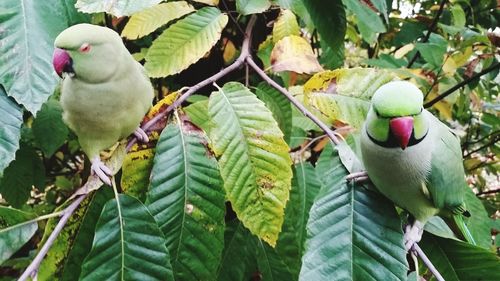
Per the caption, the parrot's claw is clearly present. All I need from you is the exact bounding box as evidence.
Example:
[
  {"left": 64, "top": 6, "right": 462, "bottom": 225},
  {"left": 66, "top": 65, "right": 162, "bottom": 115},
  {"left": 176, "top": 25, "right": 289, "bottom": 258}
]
[
  {"left": 134, "top": 127, "right": 149, "bottom": 143},
  {"left": 91, "top": 157, "right": 112, "bottom": 186},
  {"left": 404, "top": 220, "right": 424, "bottom": 251},
  {"left": 346, "top": 171, "right": 369, "bottom": 183}
]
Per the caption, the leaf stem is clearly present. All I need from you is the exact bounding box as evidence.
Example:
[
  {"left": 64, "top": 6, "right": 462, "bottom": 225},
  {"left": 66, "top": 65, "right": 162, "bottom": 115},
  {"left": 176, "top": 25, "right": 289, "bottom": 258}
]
[
  {"left": 18, "top": 194, "right": 87, "bottom": 281},
  {"left": 0, "top": 211, "right": 64, "bottom": 233}
]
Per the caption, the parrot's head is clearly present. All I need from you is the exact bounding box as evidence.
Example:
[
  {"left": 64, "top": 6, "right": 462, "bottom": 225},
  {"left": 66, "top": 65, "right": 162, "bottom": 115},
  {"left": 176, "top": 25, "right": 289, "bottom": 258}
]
[
  {"left": 365, "top": 81, "right": 429, "bottom": 150},
  {"left": 53, "top": 23, "right": 125, "bottom": 83}
]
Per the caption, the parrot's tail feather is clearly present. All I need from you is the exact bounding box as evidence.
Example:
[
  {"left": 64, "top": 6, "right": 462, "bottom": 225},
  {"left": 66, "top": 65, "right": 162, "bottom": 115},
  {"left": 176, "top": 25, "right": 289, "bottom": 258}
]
[{"left": 453, "top": 214, "right": 476, "bottom": 245}]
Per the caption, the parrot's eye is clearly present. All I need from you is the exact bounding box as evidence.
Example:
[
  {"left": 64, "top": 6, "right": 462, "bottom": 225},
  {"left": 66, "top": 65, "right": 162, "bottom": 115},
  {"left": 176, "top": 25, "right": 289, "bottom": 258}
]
[{"left": 79, "top": 43, "right": 91, "bottom": 53}]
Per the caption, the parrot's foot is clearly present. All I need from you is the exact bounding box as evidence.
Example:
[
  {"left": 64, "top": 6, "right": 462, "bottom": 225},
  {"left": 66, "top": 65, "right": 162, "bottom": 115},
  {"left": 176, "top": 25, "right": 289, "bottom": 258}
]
[
  {"left": 404, "top": 220, "right": 424, "bottom": 251},
  {"left": 133, "top": 127, "right": 149, "bottom": 143},
  {"left": 346, "top": 171, "right": 369, "bottom": 183},
  {"left": 91, "top": 157, "right": 112, "bottom": 186}
]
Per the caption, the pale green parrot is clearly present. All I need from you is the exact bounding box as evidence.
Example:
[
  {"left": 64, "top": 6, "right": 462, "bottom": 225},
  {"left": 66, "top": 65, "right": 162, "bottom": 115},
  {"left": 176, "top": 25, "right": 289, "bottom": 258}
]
[
  {"left": 52, "top": 23, "right": 153, "bottom": 185},
  {"left": 360, "top": 81, "right": 474, "bottom": 250}
]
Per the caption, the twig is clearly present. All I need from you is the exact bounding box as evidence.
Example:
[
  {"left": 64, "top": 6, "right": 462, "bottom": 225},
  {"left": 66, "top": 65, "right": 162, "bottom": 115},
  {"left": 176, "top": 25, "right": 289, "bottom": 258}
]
[
  {"left": 477, "top": 188, "right": 500, "bottom": 196},
  {"left": 464, "top": 134, "right": 500, "bottom": 158},
  {"left": 245, "top": 57, "right": 340, "bottom": 145},
  {"left": 1, "top": 211, "right": 64, "bottom": 234},
  {"left": 425, "top": 62, "right": 500, "bottom": 108},
  {"left": 18, "top": 194, "right": 87, "bottom": 281},
  {"left": 413, "top": 243, "right": 445, "bottom": 281},
  {"left": 127, "top": 15, "right": 258, "bottom": 150},
  {"left": 407, "top": 0, "right": 447, "bottom": 68}
]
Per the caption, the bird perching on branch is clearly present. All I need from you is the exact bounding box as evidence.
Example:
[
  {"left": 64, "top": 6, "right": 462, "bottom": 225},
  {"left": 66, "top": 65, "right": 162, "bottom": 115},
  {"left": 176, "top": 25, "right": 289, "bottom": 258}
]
[
  {"left": 52, "top": 24, "right": 153, "bottom": 185},
  {"left": 359, "top": 81, "right": 475, "bottom": 250}
]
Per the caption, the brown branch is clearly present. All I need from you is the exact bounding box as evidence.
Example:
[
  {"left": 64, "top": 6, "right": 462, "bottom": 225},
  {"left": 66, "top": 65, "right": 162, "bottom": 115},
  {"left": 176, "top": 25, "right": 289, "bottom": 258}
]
[
  {"left": 464, "top": 134, "right": 500, "bottom": 158},
  {"left": 424, "top": 62, "right": 500, "bottom": 108},
  {"left": 407, "top": 0, "right": 447, "bottom": 68},
  {"left": 127, "top": 15, "right": 257, "bottom": 150},
  {"left": 245, "top": 58, "right": 340, "bottom": 145},
  {"left": 477, "top": 188, "right": 500, "bottom": 196}
]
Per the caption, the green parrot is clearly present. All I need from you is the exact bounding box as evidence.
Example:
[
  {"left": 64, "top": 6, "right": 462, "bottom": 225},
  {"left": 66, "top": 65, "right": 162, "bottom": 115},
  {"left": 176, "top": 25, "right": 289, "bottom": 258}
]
[
  {"left": 52, "top": 23, "right": 153, "bottom": 185},
  {"left": 360, "top": 80, "right": 474, "bottom": 250}
]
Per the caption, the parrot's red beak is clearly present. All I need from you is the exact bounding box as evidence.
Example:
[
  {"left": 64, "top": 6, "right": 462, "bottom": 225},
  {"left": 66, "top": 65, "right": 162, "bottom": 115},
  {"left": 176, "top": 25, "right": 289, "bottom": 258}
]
[
  {"left": 390, "top": 117, "right": 413, "bottom": 150},
  {"left": 53, "top": 48, "right": 73, "bottom": 78}
]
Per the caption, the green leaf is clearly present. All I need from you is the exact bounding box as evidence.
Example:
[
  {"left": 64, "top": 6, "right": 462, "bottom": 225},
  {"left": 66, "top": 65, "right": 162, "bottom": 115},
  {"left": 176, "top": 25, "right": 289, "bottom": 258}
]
[
  {"left": 0, "top": 143, "right": 45, "bottom": 207},
  {"left": 0, "top": 88, "right": 22, "bottom": 177},
  {"left": 32, "top": 100, "right": 69, "bottom": 157},
  {"left": 370, "top": 0, "right": 388, "bottom": 23},
  {"left": 80, "top": 194, "right": 174, "bottom": 281},
  {"left": 146, "top": 112, "right": 225, "bottom": 281},
  {"left": 275, "top": 162, "right": 322, "bottom": 278},
  {"left": 145, "top": 7, "right": 228, "bottom": 78},
  {"left": 121, "top": 148, "right": 155, "bottom": 202},
  {"left": 273, "top": 0, "right": 313, "bottom": 28},
  {"left": 451, "top": 4, "right": 466, "bottom": 28},
  {"left": 420, "top": 233, "right": 500, "bottom": 281},
  {"left": 216, "top": 220, "right": 257, "bottom": 281},
  {"left": 75, "top": 0, "right": 161, "bottom": 17},
  {"left": 463, "top": 187, "right": 492, "bottom": 249},
  {"left": 184, "top": 100, "right": 212, "bottom": 134},
  {"left": 415, "top": 33, "right": 447, "bottom": 68},
  {"left": 38, "top": 188, "right": 114, "bottom": 280},
  {"left": 121, "top": 1, "right": 195, "bottom": 40},
  {"left": 208, "top": 82, "right": 292, "bottom": 246},
  {"left": 0, "top": 0, "right": 89, "bottom": 114},
  {"left": 305, "top": 68, "right": 396, "bottom": 129},
  {"left": 364, "top": 54, "right": 407, "bottom": 68},
  {"left": 0, "top": 207, "right": 37, "bottom": 265},
  {"left": 300, "top": 147, "right": 408, "bottom": 280},
  {"left": 343, "top": 0, "right": 386, "bottom": 44},
  {"left": 255, "top": 239, "right": 295, "bottom": 280},
  {"left": 236, "top": 0, "right": 271, "bottom": 15},
  {"left": 303, "top": 0, "right": 346, "bottom": 69},
  {"left": 272, "top": 9, "right": 300, "bottom": 43},
  {"left": 255, "top": 82, "right": 292, "bottom": 144}
]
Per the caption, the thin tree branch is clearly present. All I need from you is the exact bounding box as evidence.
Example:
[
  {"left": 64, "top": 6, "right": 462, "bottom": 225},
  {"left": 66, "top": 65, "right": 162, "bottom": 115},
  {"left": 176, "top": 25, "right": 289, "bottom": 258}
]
[
  {"left": 18, "top": 194, "right": 87, "bottom": 281},
  {"left": 464, "top": 134, "right": 500, "bottom": 158},
  {"left": 477, "top": 188, "right": 500, "bottom": 196},
  {"left": 407, "top": 0, "right": 447, "bottom": 68},
  {"left": 127, "top": 15, "right": 257, "bottom": 150},
  {"left": 413, "top": 243, "right": 445, "bottom": 281},
  {"left": 245, "top": 57, "right": 340, "bottom": 145},
  {"left": 425, "top": 62, "right": 500, "bottom": 108}
]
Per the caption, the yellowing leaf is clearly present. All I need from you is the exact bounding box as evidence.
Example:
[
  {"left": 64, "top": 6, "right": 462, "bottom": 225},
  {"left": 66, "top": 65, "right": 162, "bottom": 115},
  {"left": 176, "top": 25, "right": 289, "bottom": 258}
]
[
  {"left": 121, "top": 2, "right": 195, "bottom": 40},
  {"left": 394, "top": 43, "right": 414, "bottom": 59},
  {"left": 442, "top": 57, "right": 458, "bottom": 76},
  {"left": 272, "top": 9, "right": 300, "bottom": 43},
  {"left": 193, "top": 0, "right": 219, "bottom": 5},
  {"left": 270, "top": 35, "right": 323, "bottom": 74},
  {"left": 145, "top": 7, "right": 228, "bottom": 77},
  {"left": 451, "top": 47, "right": 473, "bottom": 67},
  {"left": 121, "top": 148, "right": 155, "bottom": 201},
  {"left": 426, "top": 89, "right": 452, "bottom": 120},
  {"left": 222, "top": 38, "right": 238, "bottom": 65}
]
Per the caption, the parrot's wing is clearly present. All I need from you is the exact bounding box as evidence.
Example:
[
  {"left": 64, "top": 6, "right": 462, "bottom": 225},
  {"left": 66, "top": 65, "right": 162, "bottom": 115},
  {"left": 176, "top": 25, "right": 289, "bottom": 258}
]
[{"left": 426, "top": 117, "right": 467, "bottom": 213}]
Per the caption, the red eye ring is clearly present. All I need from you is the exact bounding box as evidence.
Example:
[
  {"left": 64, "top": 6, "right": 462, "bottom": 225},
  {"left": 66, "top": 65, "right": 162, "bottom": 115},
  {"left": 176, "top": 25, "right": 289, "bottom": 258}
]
[{"left": 79, "top": 43, "right": 91, "bottom": 53}]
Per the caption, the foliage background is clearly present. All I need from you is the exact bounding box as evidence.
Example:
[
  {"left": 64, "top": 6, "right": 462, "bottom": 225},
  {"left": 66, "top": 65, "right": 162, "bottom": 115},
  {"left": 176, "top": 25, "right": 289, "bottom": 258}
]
[{"left": 0, "top": 0, "right": 499, "bottom": 280}]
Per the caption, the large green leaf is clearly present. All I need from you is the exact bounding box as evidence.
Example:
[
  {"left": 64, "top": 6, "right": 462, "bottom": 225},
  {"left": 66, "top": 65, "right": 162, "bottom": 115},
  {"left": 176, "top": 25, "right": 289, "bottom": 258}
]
[
  {"left": 302, "top": 0, "right": 346, "bottom": 69},
  {"left": 216, "top": 221, "right": 257, "bottom": 281},
  {"left": 0, "top": 143, "right": 45, "bottom": 207},
  {"left": 304, "top": 68, "right": 396, "bottom": 129},
  {"left": 0, "top": 88, "right": 22, "bottom": 177},
  {"left": 184, "top": 100, "right": 212, "bottom": 134},
  {"left": 75, "top": 0, "right": 161, "bottom": 17},
  {"left": 299, "top": 146, "right": 408, "bottom": 280},
  {"left": 0, "top": 207, "right": 37, "bottom": 265},
  {"left": 32, "top": 99, "right": 69, "bottom": 157},
  {"left": 146, "top": 112, "right": 225, "bottom": 281},
  {"left": 236, "top": 0, "right": 271, "bottom": 15},
  {"left": 0, "top": 0, "right": 89, "bottom": 114},
  {"left": 80, "top": 194, "right": 174, "bottom": 281},
  {"left": 463, "top": 187, "right": 492, "bottom": 249},
  {"left": 275, "top": 162, "right": 322, "bottom": 278},
  {"left": 38, "top": 188, "right": 113, "bottom": 280},
  {"left": 255, "top": 239, "right": 295, "bottom": 280},
  {"left": 121, "top": 1, "right": 195, "bottom": 40},
  {"left": 208, "top": 82, "right": 292, "bottom": 246},
  {"left": 255, "top": 82, "right": 292, "bottom": 145},
  {"left": 145, "top": 7, "right": 228, "bottom": 77},
  {"left": 342, "top": 0, "right": 386, "bottom": 44},
  {"left": 420, "top": 233, "right": 500, "bottom": 281}
]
